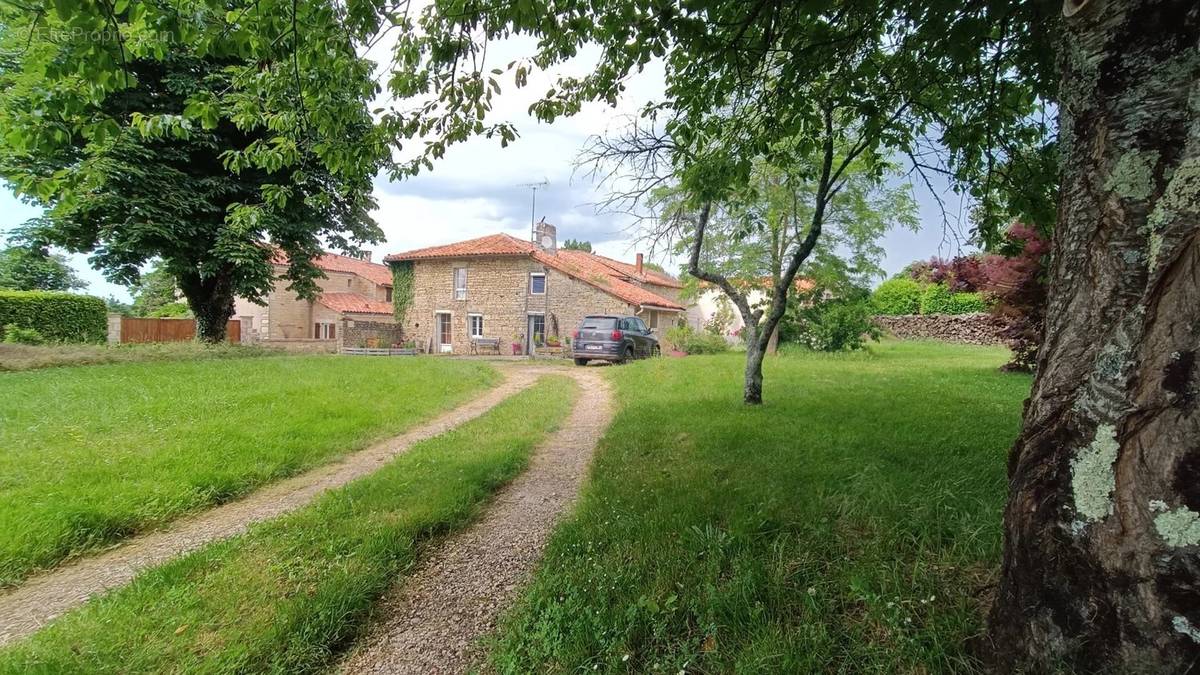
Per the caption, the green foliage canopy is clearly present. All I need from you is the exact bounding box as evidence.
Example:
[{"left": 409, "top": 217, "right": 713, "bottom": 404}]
[
  {"left": 129, "top": 265, "right": 182, "bottom": 317},
  {"left": 0, "top": 221, "right": 87, "bottom": 291},
  {"left": 561, "top": 239, "right": 592, "bottom": 252},
  {"left": 0, "top": 2, "right": 387, "bottom": 339},
  {"left": 4, "top": 0, "right": 1057, "bottom": 242},
  {"left": 0, "top": 246, "right": 86, "bottom": 292}
]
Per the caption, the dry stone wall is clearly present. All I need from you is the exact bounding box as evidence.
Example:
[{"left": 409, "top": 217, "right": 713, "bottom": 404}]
[{"left": 874, "top": 313, "right": 1004, "bottom": 345}]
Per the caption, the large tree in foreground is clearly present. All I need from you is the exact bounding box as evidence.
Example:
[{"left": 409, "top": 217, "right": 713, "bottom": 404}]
[
  {"left": 0, "top": 3, "right": 385, "bottom": 341},
  {"left": 988, "top": 1, "right": 1200, "bottom": 670}
]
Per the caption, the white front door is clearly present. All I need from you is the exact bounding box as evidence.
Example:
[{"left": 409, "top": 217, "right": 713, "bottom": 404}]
[{"left": 436, "top": 312, "right": 452, "bottom": 352}]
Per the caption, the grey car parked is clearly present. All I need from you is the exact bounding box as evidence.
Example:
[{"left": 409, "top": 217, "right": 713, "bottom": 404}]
[{"left": 572, "top": 315, "right": 660, "bottom": 366}]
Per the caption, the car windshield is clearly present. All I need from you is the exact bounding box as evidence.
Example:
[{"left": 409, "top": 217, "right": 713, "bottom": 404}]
[{"left": 581, "top": 317, "right": 617, "bottom": 330}]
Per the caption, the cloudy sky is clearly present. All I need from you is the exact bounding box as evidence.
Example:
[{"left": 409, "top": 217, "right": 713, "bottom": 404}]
[{"left": 0, "top": 35, "right": 975, "bottom": 302}]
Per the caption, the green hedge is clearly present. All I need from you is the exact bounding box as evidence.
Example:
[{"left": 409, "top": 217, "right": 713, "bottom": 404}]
[
  {"left": 871, "top": 278, "right": 923, "bottom": 315},
  {"left": 872, "top": 280, "right": 991, "bottom": 316},
  {"left": 947, "top": 292, "right": 989, "bottom": 314},
  {"left": 918, "top": 282, "right": 955, "bottom": 314},
  {"left": 0, "top": 291, "right": 107, "bottom": 343}
]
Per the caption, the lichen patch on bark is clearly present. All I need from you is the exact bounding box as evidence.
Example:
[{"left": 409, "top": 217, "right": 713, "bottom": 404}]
[
  {"left": 1173, "top": 616, "right": 1200, "bottom": 644},
  {"left": 1154, "top": 507, "right": 1200, "bottom": 547},
  {"left": 1106, "top": 149, "right": 1159, "bottom": 201},
  {"left": 1070, "top": 424, "right": 1120, "bottom": 522}
]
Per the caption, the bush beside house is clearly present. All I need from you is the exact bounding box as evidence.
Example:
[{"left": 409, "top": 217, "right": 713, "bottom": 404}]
[
  {"left": 665, "top": 325, "right": 730, "bottom": 354},
  {"left": 0, "top": 291, "right": 107, "bottom": 343}
]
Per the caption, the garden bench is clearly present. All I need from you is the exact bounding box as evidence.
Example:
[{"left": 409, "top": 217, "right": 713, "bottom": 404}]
[{"left": 470, "top": 337, "right": 501, "bottom": 355}]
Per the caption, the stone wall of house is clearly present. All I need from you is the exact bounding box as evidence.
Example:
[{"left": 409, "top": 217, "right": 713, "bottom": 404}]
[
  {"left": 873, "top": 313, "right": 1005, "bottom": 345},
  {"left": 404, "top": 254, "right": 639, "bottom": 355},
  {"left": 544, "top": 266, "right": 632, "bottom": 343},
  {"left": 338, "top": 318, "right": 404, "bottom": 349}
]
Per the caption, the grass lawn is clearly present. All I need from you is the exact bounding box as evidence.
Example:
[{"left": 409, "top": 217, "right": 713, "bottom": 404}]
[
  {"left": 0, "top": 375, "right": 578, "bottom": 674},
  {"left": 0, "top": 355, "right": 499, "bottom": 586},
  {"left": 488, "top": 341, "right": 1032, "bottom": 673},
  {"left": 0, "top": 341, "right": 278, "bottom": 372}
]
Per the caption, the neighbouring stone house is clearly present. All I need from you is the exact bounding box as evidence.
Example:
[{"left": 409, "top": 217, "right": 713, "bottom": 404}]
[
  {"left": 233, "top": 251, "right": 398, "bottom": 346},
  {"left": 384, "top": 222, "right": 686, "bottom": 354}
]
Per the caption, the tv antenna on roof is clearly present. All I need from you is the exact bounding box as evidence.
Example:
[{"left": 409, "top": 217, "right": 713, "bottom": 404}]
[{"left": 518, "top": 178, "right": 549, "bottom": 241}]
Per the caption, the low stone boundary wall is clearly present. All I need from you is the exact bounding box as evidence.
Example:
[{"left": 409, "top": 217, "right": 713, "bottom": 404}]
[
  {"left": 259, "top": 338, "right": 338, "bottom": 353},
  {"left": 874, "top": 313, "right": 1004, "bottom": 345},
  {"left": 339, "top": 319, "right": 404, "bottom": 350}
]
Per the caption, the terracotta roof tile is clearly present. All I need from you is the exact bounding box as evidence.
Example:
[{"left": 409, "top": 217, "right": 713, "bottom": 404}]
[
  {"left": 535, "top": 249, "right": 685, "bottom": 310},
  {"left": 317, "top": 292, "right": 394, "bottom": 315},
  {"left": 588, "top": 254, "right": 684, "bottom": 289},
  {"left": 313, "top": 253, "right": 393, "bottom": 287},
  {"left": 384, "top": 233, "right": 535, "bottom": 261},
  {"left": 385, "top": 231, "right": 685, "bottom": 311},
  {"left": 270, "top": 249, "right": 394, "bottom": 287}
]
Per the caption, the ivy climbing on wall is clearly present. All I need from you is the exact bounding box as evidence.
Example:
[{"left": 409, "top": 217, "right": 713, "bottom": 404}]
[{"left": 390, "top": 261, "right": 414, "bottom": 324}]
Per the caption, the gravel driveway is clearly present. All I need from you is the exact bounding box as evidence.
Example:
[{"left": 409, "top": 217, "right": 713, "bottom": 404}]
[{"left": 338, "top": 367, "right": 615, "bottom": 674}]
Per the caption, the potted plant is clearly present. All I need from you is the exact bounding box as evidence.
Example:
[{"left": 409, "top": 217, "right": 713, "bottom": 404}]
[
  {"left": 511, "top": 333, "right": 523, "bottom": 355},
  {"left": 545, "top": 334, "right": 561, "bottom": 347}
]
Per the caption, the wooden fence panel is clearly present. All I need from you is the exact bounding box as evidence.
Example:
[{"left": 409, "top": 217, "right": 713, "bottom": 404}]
[{"left": 119, "top": 317, "right": 241, "bottom": 343}]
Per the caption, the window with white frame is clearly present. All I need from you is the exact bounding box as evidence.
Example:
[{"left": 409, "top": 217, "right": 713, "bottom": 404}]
[
  {"left": 453, "top": 267, "right": 467, "bottom": 300},
  {"left": 529, "top": 272, "right": 546, "bottom": 295},
  {"left": 468, "top": 314, "right": 484, "bottom": 338},
  {"left": 314, "top": 322, "right": 336, "bottom": 340}
]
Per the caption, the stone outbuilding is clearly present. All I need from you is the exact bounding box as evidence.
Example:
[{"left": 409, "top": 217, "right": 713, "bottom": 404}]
[{"left": 233, "top": 251, "right": 397, "bottom": 348}]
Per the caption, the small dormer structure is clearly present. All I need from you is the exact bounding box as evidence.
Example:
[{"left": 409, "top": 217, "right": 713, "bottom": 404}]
[{"left": 534, "top": 219, "right": 557, "bottom": 254}]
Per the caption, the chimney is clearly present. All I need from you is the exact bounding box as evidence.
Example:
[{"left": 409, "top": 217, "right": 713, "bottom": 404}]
[
  {"left": 636, "top": 253, "right": 644, "bottom": 276},
  {"left": 534, "top": 219, "right": 557, "bottom": 254}
]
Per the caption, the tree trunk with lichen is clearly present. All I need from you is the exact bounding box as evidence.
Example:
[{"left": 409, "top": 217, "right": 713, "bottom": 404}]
[{"left": 987, "top": 1, "right": 1200, "bottom": 671}]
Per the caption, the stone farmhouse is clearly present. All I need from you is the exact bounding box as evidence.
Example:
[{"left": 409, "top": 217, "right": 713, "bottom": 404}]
[
  {"left": 233, "top": 251, "right": 396, "bottom": 345},
  {"left": 384, "top": 221, "right": 686, "bottom": 354}
]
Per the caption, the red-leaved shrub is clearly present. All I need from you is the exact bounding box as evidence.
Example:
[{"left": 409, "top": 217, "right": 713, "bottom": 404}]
[
  {"left": 979, "top": 223, "right": 1049, "bottom": 372},
  {"left": 904, "top": 255, "right": 989, "bottom": 293}
]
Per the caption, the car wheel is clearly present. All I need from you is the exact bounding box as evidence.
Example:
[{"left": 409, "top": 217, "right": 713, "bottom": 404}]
[
  {"left": 574, "top": 357, "right": 589, "bottom": 366},
  {"left": 620, "top": 346, "right": 635, "bottom": 364}
]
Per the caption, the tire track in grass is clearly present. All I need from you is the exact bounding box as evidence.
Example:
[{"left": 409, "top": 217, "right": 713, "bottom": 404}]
[
  {"left": 0, "top": 366, "right": 542, "bottom": 647},
  {"left": 338, "top": 367, "right": 615, "bottom": 674}
]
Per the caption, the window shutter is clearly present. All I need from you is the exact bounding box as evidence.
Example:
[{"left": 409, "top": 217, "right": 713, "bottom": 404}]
[
  {"left": 314, "top": 322, "right": 319, "bottom": 338},
  {"left": 330, "top": 324, "right": 336, "bottom": 340}
]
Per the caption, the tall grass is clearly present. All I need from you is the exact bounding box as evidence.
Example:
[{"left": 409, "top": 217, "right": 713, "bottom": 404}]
[
  {"left": 0, "top": 375, "right": 578, "bottom": 674},
  {"left": 0, "top": 341, "right": 276, "bottom": 372},
  {"left": 488, "top": 341, "right": 1032, "bottom": 673},
  {"left": 0, "top": 356, "right": 498, "bottom": 585}
]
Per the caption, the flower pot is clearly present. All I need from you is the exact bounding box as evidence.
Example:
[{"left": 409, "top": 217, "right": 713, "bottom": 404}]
[{"left": 511, "top": 343, "right": 522, "bottom": 355}]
